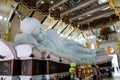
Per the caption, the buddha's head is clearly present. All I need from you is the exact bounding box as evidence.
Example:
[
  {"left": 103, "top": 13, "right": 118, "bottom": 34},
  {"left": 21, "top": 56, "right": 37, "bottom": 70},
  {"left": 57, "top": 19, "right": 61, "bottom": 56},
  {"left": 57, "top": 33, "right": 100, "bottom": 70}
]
[{"left": 20, "top": 17, "right": 42, "bottom": 34}]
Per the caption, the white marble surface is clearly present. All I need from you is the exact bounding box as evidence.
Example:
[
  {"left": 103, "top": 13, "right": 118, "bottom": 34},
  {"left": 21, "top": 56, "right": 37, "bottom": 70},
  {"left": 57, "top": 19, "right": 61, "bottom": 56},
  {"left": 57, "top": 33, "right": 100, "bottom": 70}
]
[{"left": 0, "top": 76, "right": 19, "bottom": 80}]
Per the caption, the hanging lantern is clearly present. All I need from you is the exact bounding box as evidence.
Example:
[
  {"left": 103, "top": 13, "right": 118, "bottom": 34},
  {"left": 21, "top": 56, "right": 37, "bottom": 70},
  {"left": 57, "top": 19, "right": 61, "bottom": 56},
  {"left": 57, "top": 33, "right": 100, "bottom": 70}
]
[
  {"left": 70, "top": 62, "right": 77, "bottom": 67},
  {"left": 50, "top": 8, "right": 60, "bottom": 20},
  {"left": 69, "top": 67, "right": 76, "bottom": 75},
  {"left": 62, "top": 15, "right": 70, "bottom": 24},
  {"left": 71, "top": 21, "right": 78, "bottom": 27},
  {"left": 69, "top": 62, "right": 76, "bottom": 79}
]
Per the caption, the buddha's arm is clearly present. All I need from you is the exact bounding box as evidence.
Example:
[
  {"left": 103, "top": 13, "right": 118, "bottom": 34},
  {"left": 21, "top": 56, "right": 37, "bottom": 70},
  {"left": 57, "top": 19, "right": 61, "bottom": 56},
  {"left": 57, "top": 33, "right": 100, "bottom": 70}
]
[{"left": 14, "top": 33, "right": 41, "bottom": 47}]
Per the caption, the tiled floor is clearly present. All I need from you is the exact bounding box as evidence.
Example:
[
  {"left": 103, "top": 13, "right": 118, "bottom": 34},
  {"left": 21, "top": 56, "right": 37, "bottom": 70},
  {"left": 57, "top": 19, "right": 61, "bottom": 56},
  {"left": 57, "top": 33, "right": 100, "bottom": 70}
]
[
  {"left": 102, "top": 70, "right": 120, "bottom": 80},
  {"left": 102, "top": 77, "right": 120, "bottom": 80}
]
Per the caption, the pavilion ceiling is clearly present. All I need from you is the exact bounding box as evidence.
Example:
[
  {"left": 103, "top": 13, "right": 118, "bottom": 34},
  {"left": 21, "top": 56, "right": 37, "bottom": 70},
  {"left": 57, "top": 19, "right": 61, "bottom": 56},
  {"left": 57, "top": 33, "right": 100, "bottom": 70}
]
[{"left": 14, "top": 0, "right": 119, "bottom": 30}]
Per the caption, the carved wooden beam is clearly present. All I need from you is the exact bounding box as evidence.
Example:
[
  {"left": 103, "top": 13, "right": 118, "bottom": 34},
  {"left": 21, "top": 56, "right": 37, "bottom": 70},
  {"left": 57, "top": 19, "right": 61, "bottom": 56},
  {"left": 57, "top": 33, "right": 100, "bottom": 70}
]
[
  {"left": 90, "top": 14, "right": 119, "bottom": 28},
  {"left": 78, "top": 10, "right": 115, "bottom": 25},
  {"left": 70, "top": 2, "right": 109, "bottom": 21},
  {"left": 61, "top": 0, "right": 97, "bottom": 16},
  {"left": 49, "top": 0, "right": 68, "bottom": 11},
  {"left": 77, "top": 14, "right": 119, "bottom": 30}
]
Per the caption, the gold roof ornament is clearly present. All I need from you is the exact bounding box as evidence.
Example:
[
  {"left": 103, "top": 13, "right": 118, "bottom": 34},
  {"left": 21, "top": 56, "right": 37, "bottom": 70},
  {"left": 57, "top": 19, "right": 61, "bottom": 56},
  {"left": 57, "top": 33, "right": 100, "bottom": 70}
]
[
  {"left": 109, "top": 0, "right": 120, "bottom": 19},
  {"left": 4, "top": 0, "right": 8, "bottom": 5}
]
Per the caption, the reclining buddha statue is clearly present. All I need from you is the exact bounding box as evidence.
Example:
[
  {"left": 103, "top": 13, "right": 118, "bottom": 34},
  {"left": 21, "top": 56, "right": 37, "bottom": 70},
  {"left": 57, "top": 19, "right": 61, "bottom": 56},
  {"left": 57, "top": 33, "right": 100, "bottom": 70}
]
[{"left": 14, "top": 17, "right": 104, "bottom": 62}]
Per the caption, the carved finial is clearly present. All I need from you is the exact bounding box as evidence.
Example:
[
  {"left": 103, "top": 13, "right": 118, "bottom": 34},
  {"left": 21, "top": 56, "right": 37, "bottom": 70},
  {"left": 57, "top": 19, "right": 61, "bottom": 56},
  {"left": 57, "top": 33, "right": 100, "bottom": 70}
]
[
  {"left": 0, "top": 54, "right": 5, "bottom": 59},
  {"left": 29, "top": 53, "right": 35, "bottom": 57},
  {"left": 59, "top": 57, "right": 62, "bottom": 62},
  {"left": 47, "top": 54, "right": 50, "bottom": 59}
]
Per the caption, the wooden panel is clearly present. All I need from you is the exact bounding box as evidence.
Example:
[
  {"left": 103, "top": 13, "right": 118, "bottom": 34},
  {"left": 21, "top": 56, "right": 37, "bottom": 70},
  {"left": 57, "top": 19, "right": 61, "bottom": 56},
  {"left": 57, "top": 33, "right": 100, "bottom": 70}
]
[
  {"left": 42, "top": 60, "right": 70, "bottom": 74},
  {"left": 59, "top": 63, "right": 70, "bottom": 73},
  {"left": 0, "top": 60, "right": 11, "bottom": 75},
  {"left": 41, "top": 60, "right": 48, "bottom": 74},
  {"left": 12, "top": 60, "right": 21, "bottom": 75},
  {"left": 21, "top": 60, "right": 32, "bottom": 75},
  {"left": 21, "top": 59, "right": 44, "bottom": 75},
  {"left": 32, "top": 60, "right": 42, "bottom": 75},
  {"left": 0, "top": 59, "right": 70, "bottom": 76},
  {"left": 48, "top": 61, "right": 59, "bottom": 74},
  {"left": 0, "top": 60, "right": 21, "bottom": 75}
]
